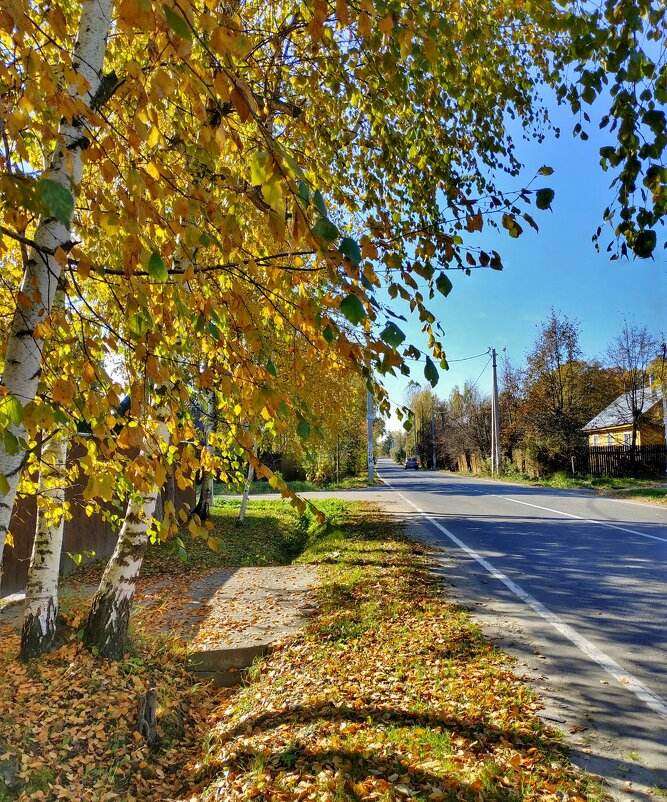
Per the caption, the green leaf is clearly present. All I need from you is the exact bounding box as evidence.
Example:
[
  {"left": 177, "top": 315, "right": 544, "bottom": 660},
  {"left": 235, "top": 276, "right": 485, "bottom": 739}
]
[
  {"left": 147, "top": 251, "right": 168, "bottom": 282},
  {"left": 535, "top": 188, "right": 555, "bottom": 210},
  {"left": 38, "top": 179, "right": 74, "bottom": 225},
  {"left": 297, "top": 418, "right": 311, "bottom": 440},
  {"left": 298, "top": 181, "right": 310, "bottom": 205},
  {"left": 1, "top": 395, "right": 23, "bottom": 426},
  {"left": 435, "top": 273, "right": 453, "bottom": 297},
  {"left": 313, "top": 189, "right": 327, "bottom": 217},
  {"left": 322, "top": 324, "right": 334, "bottom": 344},
  {"left": 0, "top": 474, "right": 9, "bottom": 496},
  {"left": 340, "top": 237, "right": 362, "bottom": 267},
  {"left": 632, "top": 230, "right": 656, "bottom": 258},
  {"left": 163, "top": 5, "right": 192, "bottom": 39},
  {"left": 67, "top": 551, "right": 83, "bottom": 566},
  {"left": 278, "top": 401, "right": 290, "bottom": 419},
  {"left": 424, "top": 355, "right": 439, "bottom": 387},
  {"left": 313, "top": 218, "right": 339, "bottom": 245},
  {"left": 538, "top": 165, "right": 554, "bottom": 176},
  {"left": 380, "top": 322, "right": 405, "bottom": 348},
  {"left": 2, "top": 430, "right": 21, "bottom": 456},
  {"left": 339, "top": 294, "right": 366, "bottom": 325},
  {"left": 266, "top": 359, "right": 278, "bottom": 377},
  {"left": 128, "top": 311, "right": 151, "bottom": 338}
]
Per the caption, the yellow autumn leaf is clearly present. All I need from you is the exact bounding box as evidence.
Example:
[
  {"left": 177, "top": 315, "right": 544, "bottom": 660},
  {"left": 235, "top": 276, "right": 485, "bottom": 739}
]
[{"left": 51, "top": 378, "right": 75, "bottom": 404}]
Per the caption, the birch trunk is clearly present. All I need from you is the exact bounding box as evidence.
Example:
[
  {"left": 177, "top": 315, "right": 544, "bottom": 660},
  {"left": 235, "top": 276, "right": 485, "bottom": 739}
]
[
  {"left": 0, "top": 0, "right": 113, "bottom": 584},
  {"left": 195, "top": 471, "right": 214, "bottom": 522},
  {"left": 19, "top": 433, "right": 68, "bottom": 659},
  {"left": 236, "top": 442, "right": 258, "bottom": 527},
  {"left": 191, "top": 390, "right": 216, "bottom": 522},
  {"left": 83, "top": 418, "right": 170, "bottom": 659},
  {"left": 235, "top": 461, "right": 255, "bottom": 527}
]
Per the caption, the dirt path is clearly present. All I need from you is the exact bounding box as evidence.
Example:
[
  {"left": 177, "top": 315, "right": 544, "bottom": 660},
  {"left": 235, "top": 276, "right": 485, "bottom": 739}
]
[{"left": 0, "top": 566, "right": 321, "bottom": 653}]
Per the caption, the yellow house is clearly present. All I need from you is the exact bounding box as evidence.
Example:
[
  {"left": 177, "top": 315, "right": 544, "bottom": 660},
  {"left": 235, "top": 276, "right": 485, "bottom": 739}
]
[{"left": 583, "top": 388, "right": 666, "bottom": 447}]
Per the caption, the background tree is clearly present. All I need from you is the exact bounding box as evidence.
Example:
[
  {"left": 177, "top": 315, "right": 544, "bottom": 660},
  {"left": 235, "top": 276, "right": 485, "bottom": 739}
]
[
  {"left": 522, "top": 311, "right": 622, "bottom": 472},
  {"left": 498, "top": 354, "right": 526, "bottom": 466},
  {"left": 439, "top": 383, "right": 491, "bottom": 470},
  {"left": 606, "top": 321, "right": 661, "bottom": 449}
]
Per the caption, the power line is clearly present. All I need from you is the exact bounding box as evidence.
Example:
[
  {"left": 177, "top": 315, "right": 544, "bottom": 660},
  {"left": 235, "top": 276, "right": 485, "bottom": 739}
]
[
  {"left": 401, "top": 348, "right": 490, "bottom": 365},
  {"left": 471, "top": 356, "right": 492, "bottom": 388},
  {"left": 448, "top": 350, "right": 491, "bottom": 363}
]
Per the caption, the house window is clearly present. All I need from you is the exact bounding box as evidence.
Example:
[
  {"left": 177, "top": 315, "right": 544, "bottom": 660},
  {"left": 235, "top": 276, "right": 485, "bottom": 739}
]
[
  {"left": 623, "top": 432, "right": 631, "bottom": 447},
  {"left": 606, "top": 434, "right": 613, "bottom": 446},
  {"left": 593, "top": 435, "right": 599, "bottom": 446}
]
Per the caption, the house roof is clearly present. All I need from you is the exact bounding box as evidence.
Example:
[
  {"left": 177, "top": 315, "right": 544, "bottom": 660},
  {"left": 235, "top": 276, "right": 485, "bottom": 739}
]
[{"left": 582, "top": 388, "right": 664, "bottom": 432}]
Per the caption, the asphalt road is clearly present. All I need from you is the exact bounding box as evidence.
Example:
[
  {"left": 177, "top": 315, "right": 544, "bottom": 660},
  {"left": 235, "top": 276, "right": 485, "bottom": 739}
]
[{"left": 373, "top": 459, "right": 667, "bottom": 797}]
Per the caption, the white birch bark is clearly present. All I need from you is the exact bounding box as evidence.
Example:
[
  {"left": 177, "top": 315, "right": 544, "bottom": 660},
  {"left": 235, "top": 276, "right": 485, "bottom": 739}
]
[
  {"left": 236, "top": 461, "right": 255, "bottom": 527},
  {"left": 236, "top": 442, "right": 258, "bottom": 527},
  {"left": 0, "top": 0, "right": 113, "bottom": 584},
  {"left": 83, "top": 420, "right": 170, "bottom": 659},
  {"left": 192, "top": 389, "right": 215, "bottom": 521},
  {"left": 19, "top": 433, "right": 68, "bottom": 659}
]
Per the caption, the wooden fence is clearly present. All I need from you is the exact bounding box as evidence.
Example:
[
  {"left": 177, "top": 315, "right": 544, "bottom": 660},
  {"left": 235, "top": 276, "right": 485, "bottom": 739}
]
[
  {"left": 1, "top": 443, "right": 195, "bottom": 596},
  {"left": 573, "top": 444, "right": 667, "bottom": 478}
]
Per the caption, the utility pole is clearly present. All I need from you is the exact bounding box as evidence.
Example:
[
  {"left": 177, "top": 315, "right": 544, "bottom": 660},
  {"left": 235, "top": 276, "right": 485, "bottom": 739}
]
[
  {"left": 431, "top": 404, "right": 436, "bottom": 470},
  {"left": 491, "top": 347, "right": 501, "bottom": 475},
  {"left": 367, "top": 389, "right": 374, "bottom": 483}
]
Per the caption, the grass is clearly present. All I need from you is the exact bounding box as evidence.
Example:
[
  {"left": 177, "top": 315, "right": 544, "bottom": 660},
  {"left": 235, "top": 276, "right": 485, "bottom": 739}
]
[
  {"left": 615, "top": 487, "right": 667, "bottom": 505},
  {"left": 190, "top": 502, "right": 602, "bottom": 802},
  {"left": 70, "top": 498, "right": 351, "bottom": 583},
  {"left": 442, "top": 466, "right": 667, "bottom": 500},
  {"left": 214, "top": 473, "right": 382, "bottom": 496}
]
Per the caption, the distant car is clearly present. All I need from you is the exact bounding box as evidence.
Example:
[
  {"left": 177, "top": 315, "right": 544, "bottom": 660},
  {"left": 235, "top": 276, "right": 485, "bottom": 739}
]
[{"left": 404, "top": 457, "right": 418, "bottom": 470}]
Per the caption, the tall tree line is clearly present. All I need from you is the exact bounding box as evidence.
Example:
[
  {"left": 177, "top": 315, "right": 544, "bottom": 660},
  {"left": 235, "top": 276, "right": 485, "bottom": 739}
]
[{"left": 389, "top": 314, "right": 665, "bottom": 475}]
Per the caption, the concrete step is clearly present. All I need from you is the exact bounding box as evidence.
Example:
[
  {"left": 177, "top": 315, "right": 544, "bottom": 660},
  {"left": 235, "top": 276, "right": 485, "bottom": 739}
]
[{"left": 189, "top": 643, "right": 271, "bottom": 687}]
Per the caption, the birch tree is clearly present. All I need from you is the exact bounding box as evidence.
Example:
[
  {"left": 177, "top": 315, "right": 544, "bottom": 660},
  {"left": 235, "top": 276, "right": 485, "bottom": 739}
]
[
  {"left": 19, "top": 431, "right": 68, "bottom": 658},
  {"left": 83, "top": 405, "right": 171, "bottom": 659},
  {"left": 0, "top": 0, "right": 113, "bottom": 583}
]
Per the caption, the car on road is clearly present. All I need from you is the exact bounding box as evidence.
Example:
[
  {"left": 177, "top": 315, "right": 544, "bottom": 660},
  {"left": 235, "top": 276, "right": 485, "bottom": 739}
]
[{"left": 404, "top": 457, "right": 419, "bottom": 469}]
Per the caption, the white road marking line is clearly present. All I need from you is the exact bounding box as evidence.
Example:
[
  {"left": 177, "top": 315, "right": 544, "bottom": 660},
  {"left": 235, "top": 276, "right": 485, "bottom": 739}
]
[
  {"left": 395, "top": 471, "right": 667, "bottom": 543},
  {"left": 503, "top": 497, "right": 667, "bottom": 543},
  {"left": 381, "top": 475, "right": 667, "bottom": 720}
]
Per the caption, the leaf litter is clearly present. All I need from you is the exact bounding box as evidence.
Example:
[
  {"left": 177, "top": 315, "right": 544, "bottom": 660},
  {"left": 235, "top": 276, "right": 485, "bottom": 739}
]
[{"left": 0, "top": 501, "right": 603, "bottom": 801}]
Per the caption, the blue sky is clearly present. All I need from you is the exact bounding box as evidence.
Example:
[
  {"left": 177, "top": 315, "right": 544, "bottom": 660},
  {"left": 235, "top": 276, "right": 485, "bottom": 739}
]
[{"left": 379, "top": 103, "right": 667, "bottom": 426}]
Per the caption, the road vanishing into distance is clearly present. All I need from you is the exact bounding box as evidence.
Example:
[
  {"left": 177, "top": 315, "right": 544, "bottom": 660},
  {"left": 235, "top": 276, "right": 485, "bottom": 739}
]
[{"left": 369, "top": 460, "right": 667, "bottom": 797}]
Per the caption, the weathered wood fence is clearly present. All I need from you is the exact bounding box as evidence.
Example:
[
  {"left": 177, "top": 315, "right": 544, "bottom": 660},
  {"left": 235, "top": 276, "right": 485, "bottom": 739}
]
[
  {"left": 1, "top": 443, "right": 195, "bottom": 596},
  {"left": 573, "top": 444, "right": 667, "bottom": 478}
]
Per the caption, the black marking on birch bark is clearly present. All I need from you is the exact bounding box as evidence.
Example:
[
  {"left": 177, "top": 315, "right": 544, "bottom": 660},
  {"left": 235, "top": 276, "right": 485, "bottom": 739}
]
[
  {"left": 3, "top": 463, "right": 23, "bottom": 479},
  {"left": 83, "top": 590, "right": 133, "bottom": 660},
  {"left": 20, "top": 598, "right": 57, "bottom": 660},
  {"left": 66, "top": 135, "right": 90, "bottom": 151},
  {"left": 91, "top": 71, "right": 120, "bottom": 111}
]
